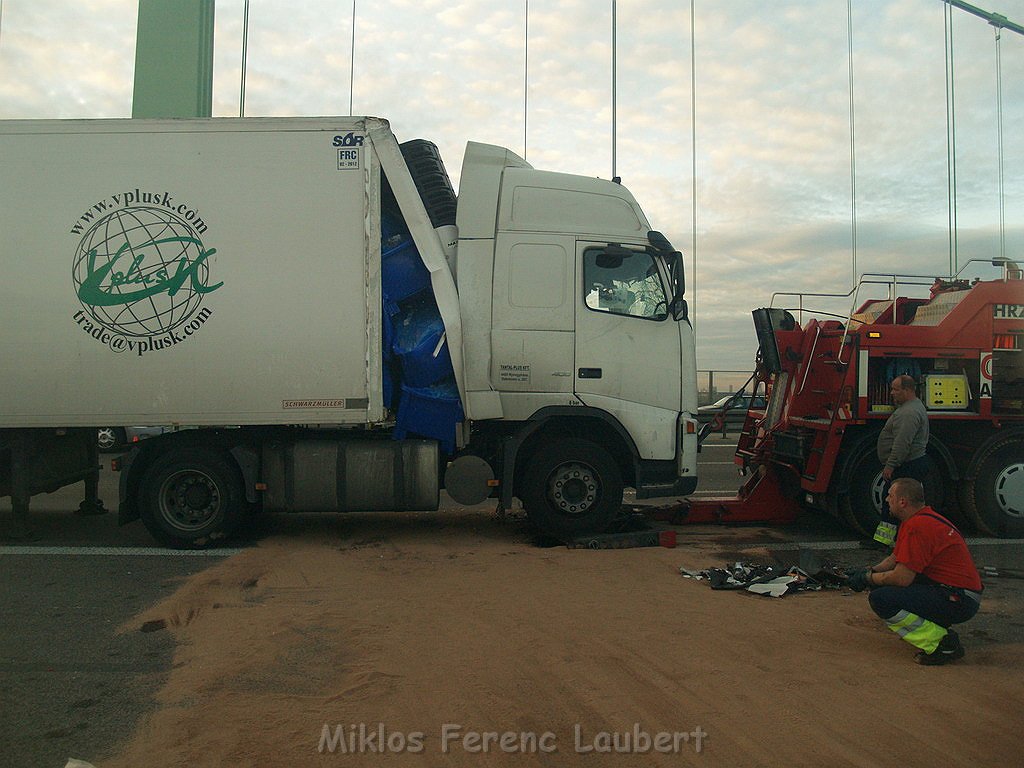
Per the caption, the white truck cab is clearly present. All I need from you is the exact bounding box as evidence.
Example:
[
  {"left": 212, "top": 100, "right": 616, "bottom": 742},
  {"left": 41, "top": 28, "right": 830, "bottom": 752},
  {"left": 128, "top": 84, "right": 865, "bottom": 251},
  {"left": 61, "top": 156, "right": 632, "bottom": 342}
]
[{"left": 449, "top": 143, "right": 699, "bottom": 533}]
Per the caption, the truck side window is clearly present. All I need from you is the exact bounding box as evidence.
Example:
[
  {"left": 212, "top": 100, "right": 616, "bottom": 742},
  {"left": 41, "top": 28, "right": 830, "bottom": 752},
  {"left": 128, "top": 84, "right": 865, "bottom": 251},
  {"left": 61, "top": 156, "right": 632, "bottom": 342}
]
[{"left": 583, "top": 248, "right": 668, "bottom": 320}]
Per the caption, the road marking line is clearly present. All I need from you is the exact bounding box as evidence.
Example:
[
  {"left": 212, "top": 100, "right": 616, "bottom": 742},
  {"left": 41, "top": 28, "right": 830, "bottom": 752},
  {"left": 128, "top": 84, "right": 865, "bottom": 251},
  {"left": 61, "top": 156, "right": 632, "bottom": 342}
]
[
  {"left": 770, "top": 539, "right": 1024, "bottom": 549},
  {"left": 0, "top": 546, "right": 245, "bottom": 556}
]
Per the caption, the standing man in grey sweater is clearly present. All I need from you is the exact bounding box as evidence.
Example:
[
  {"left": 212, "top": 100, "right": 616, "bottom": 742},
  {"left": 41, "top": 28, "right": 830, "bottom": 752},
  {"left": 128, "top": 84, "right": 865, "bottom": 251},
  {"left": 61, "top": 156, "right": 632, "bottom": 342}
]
[{"left": 873, "top": 375, "right": 933, "bottom": 546}]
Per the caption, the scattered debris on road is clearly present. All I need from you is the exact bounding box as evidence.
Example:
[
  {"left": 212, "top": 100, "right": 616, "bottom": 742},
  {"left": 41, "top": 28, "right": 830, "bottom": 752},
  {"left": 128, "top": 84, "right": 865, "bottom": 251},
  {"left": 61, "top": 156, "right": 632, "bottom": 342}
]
[{"left": 681, "top": 559, "right": 849, "bottom": 597}]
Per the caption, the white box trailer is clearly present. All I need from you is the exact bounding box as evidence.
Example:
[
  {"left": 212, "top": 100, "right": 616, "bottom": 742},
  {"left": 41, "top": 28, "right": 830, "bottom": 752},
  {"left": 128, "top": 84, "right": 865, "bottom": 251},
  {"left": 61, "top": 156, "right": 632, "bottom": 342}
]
[{"left": 0, "top": 116, "right": 699, "bottom": 547}]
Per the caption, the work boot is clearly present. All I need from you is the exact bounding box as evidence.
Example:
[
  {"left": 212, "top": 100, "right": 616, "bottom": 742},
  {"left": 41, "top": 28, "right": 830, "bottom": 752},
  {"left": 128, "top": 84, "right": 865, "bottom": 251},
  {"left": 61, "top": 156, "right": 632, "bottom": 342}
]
[{"left": 915, "top": 630, "right": 964, "bottom": 666}]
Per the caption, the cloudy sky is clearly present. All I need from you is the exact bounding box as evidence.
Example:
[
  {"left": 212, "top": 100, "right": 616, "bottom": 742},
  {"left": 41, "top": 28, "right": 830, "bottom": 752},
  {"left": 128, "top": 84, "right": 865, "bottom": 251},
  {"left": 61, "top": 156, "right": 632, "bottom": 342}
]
[{"left": 1, "top": 0, "right": 1021, "bottom": 373}]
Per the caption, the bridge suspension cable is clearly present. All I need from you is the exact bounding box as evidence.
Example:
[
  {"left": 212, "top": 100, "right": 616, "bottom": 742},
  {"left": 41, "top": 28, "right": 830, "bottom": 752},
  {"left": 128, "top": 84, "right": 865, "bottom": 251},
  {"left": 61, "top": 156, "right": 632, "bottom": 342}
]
[
  {"left": 995, "top": 24, "right": 1005, "bottom": 260},
  {"left": 941, "top": 0, "right": 1020, "bottom": 271},
  {"left": 847, "top": 0, "right": 858, "bottom": 289},
  {"left": 945, "top": 2, "right": 959, "bottom": 274}
]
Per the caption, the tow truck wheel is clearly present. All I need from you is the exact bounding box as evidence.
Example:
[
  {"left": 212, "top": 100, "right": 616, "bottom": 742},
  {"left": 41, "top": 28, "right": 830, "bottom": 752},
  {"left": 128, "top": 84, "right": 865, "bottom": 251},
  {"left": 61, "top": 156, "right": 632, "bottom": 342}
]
[
  {"left": 139, "top": 448, "right": 245, "bottom": 549},
  {"left": 521, "top": 438, "right": 623, "bottom": 539},
  {"left": 961, "top": 435, "right": 1024, "bottom": 538},
  {"left": 836, "top": 442, "right": 885, "bottom": 537},
  {"left": 97, "top": 427, "right": 126, "bottom": 452},
  {"left": 835, "top": 438, "right": 953, "bottom": 537}
]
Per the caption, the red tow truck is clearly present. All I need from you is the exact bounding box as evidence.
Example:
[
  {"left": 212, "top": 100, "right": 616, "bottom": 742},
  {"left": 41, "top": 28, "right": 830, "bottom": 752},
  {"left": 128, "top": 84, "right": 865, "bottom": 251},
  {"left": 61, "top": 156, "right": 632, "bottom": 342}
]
[{"left": 680, "top": 260, "right": 1024, "bottom": 538}]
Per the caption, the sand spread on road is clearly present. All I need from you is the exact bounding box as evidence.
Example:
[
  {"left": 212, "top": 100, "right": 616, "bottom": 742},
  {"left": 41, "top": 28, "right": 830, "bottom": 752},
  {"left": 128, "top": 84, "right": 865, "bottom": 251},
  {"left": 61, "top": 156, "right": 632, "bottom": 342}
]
[{"left": 102, "top": 510, "right": 1024, "bottom": 767}]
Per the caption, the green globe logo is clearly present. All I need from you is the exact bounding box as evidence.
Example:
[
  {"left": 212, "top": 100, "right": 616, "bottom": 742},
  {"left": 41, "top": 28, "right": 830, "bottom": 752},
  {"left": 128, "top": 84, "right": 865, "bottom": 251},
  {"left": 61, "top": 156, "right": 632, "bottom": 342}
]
[{"left": 72, "top": 206, "right": 222, "bottom": 338}]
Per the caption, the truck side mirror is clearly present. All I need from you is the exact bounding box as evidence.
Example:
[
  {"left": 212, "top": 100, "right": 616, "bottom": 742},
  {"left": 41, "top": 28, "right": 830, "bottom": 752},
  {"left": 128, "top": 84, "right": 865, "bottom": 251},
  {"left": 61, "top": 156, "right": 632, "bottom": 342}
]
[
  {"left": 670, "top": 250, "right": 684, "bottom": 295},
  {"left": 648, "top": 230, "right": 672, "bottom": 252},
  {"left": 670, "top": 295, "right": 689, "bottom": 321}
]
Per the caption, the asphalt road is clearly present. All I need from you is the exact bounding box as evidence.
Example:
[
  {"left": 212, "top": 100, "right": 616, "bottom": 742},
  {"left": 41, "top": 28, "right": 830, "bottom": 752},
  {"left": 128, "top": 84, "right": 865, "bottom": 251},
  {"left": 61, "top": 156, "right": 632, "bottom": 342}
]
[
  {"left": 691, "top": 432, "right": 750, "bottom": 495},
  {"left": 0, "top": 458, "right": 240, "bottom": 767},
  {"left": 0, "top": 553, "right": 223, "bottom": 767}
]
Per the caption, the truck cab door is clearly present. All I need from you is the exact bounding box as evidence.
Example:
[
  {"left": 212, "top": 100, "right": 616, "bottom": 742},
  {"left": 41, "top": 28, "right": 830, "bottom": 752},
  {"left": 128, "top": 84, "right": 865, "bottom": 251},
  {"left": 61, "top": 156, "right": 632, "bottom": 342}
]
[
  {"left": 574, "top": 242, "right": 682, "bottom": 460},
  {"left": 490, "top": 233, "right": 576, "bottom": 400}
]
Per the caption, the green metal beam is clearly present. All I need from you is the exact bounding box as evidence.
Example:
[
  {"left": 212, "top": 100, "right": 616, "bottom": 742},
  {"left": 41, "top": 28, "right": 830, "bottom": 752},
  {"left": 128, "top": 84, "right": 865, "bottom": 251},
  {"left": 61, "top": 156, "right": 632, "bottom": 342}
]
[
  {"left": 132, "top": 0, "right": 215, "bottom": 118},
  {"left": 943, "top": 0, "right": 1024, "bottom": 37}
]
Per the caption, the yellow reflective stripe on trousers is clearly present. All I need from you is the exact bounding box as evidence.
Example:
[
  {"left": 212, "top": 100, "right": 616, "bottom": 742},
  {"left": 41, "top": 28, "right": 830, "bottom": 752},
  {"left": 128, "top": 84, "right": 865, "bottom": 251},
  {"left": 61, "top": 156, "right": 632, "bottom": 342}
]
[{"left": 885, "top": 610, "right": 947, "bottom": 654}]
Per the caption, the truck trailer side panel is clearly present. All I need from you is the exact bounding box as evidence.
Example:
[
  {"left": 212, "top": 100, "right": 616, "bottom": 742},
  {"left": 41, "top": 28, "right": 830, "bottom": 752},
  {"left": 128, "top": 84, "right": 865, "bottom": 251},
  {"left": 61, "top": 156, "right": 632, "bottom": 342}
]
[{"left": 0, "top": 117, "right": 382, "bottom": 427}]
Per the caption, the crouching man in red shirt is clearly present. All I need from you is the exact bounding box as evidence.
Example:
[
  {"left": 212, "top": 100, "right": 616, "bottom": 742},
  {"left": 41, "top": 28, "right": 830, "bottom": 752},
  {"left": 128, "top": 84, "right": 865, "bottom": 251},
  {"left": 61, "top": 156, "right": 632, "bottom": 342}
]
[{"left": 847, "top": 477, "right": 983, "bottom": 665}]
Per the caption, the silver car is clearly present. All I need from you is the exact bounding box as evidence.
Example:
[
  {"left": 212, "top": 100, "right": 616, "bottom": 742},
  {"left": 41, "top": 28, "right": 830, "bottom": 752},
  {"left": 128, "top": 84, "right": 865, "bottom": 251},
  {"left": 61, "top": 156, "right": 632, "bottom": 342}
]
[{"left": 697, "top": 394, "right": 767, "bottom": 425}]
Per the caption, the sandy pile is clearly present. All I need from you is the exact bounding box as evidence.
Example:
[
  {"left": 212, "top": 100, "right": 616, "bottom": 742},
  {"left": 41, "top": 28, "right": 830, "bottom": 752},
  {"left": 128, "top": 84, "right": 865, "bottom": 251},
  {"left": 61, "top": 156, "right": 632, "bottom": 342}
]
[{"left": 102, "top": 511, "right": 1023, "bottom": 766}]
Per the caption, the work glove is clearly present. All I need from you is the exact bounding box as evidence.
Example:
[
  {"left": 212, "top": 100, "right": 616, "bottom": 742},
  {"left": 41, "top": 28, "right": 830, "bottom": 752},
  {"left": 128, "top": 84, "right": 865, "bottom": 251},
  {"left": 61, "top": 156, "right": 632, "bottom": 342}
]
[{"left": 846, "top": 568, "right": 872, "bottom": 592}]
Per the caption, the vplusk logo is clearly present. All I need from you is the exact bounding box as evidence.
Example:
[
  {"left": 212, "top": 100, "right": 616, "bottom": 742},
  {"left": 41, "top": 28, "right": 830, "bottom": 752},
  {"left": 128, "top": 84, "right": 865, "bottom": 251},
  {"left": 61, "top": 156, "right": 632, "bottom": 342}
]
[{"left": 69, "top": 195, "right": 223, "bottom": 355}]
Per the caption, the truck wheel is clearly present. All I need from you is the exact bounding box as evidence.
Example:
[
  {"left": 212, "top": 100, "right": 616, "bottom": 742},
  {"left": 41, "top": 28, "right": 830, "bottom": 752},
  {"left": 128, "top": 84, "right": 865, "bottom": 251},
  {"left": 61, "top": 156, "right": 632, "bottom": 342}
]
[
  {"left": 837, "top": 442, "right": 885, "bottom": 537},
  {"left": 97, "top": 427, "right": 126, "bottom": 452},
  {"left": 138, "top": 448, "right": 245, "bottom": 549},
  {"left": 521, "top": 438, "right": 623, "bottom": 539},
  {"left": 961, "top": 435, "right": 1024, "bottom": 537},
  {"left": 835, "top": 438, "right": 952, "bottom": 537}
]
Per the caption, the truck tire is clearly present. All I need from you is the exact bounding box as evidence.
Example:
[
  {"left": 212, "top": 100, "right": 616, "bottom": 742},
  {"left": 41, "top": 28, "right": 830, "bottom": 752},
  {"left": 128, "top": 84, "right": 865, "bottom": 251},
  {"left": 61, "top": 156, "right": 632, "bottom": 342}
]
[
  {"left": 836, "top": 440, "right": 886, "bottom": 537},
  {"left": 138, "top": 448, "right": 245, "bottom": 549},
  {"left": 399, "top": 139, "right": 458, "bottom": 228},
  {"left": 97, "top": 427, "right": 127, "bottom": 452},
  {"left": 521, "top": 438, "right": 623, "bottom": 539},
  {"left": 835, "top": 434, "right": 952, "bottom": 537},
  {"left": 961, "top": 434, "right": 1024, "bottom": 537}
]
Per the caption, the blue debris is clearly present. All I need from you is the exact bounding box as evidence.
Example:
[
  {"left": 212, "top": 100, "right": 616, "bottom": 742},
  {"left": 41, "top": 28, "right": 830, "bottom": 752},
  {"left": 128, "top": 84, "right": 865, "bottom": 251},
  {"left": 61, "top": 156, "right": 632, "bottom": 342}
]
[{"left": 380, "top": 217, "right": 461, "bottom": 454}]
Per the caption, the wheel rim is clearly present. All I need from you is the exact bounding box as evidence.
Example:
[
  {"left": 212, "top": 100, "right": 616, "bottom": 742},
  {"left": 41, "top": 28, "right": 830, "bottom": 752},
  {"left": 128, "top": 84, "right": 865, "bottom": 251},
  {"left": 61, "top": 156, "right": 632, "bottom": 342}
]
[
  {"left": 548, "top": 462, "right": 599, "bottom": 517},
  {"left": 157, "top": 469, "right": 221, "bottom": 532},
  {"left": 97, "top": 428, "right": 116, "bottom": 449},
  {"left": 869, "top": 470, "right": 885, "bottom": 514},
  {"left": 994, "top": 462, "right": 1024, "bottom": 519}
]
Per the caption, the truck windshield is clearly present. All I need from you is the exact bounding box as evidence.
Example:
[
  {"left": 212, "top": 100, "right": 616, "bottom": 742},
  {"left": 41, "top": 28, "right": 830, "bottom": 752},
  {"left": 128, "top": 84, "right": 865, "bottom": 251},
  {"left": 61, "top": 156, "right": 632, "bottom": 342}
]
[{"left": 583, "top": 248, "right": 668, "bottom": 320}]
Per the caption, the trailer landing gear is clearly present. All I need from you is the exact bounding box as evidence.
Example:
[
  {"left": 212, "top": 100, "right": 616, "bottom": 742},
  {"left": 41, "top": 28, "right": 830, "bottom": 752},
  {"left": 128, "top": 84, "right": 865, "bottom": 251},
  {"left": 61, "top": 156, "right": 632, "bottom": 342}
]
[{"left": 1, "top": 429, "right": 105, "bottom": 540}]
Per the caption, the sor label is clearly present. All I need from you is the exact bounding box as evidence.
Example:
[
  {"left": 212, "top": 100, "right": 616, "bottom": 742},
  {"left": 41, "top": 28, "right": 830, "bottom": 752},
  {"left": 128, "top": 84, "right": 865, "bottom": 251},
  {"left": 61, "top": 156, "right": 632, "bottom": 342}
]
[{"left": 333, "top": 132, "right": 365, "bottom": 147}]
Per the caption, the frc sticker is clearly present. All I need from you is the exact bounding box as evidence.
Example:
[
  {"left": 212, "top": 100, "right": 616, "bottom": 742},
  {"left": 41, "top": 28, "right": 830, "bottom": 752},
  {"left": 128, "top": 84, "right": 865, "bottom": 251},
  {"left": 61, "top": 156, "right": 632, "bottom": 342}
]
[
  {"left": 337, "top": 148, "right": 361, "bottom": 170},
  {"left": 69, "top": 191, "right": 223, "bottom": 355}
]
